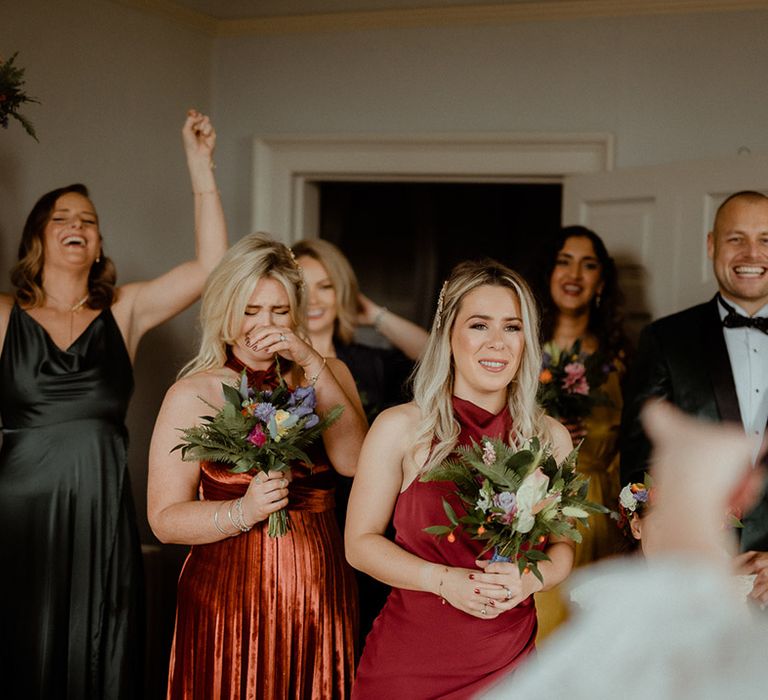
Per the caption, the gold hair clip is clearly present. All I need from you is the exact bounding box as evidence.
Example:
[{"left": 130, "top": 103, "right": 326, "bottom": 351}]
[
  {"left": 288, "top": 246, "right": 305, "bottom": 288},
  {"left": 434, "top": 280, "right": 448, "bottom": 331}
]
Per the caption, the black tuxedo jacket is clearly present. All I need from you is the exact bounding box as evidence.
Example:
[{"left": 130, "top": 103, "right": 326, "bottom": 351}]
[{"left": 620, "top": 296, "right": 768, "bottom": 552}]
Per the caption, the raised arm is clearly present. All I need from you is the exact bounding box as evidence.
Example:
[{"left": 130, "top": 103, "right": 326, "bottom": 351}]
[
  {"left": 358, "top": 293, "right": 428, "bottom": 361},
  {"left": 116, "top": 110, "right": 228, "bottom": 355}
]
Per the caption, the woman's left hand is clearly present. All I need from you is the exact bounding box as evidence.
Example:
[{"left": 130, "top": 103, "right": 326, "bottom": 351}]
[
  {"left": 471, "top": 559, "right": 543, "bottom": 612},
  {"left": 246, "top": 326, "right": 322, "bottom": 375}
]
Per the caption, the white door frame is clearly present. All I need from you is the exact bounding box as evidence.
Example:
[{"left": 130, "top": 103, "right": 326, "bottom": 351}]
[{"left": 251, "top": 132, "right": 614, "bottom": 242}]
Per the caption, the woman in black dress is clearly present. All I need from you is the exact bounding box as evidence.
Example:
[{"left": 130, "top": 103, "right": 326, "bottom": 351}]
[{"left": 0, "top": 110, "right": 227, "bottom": 699}]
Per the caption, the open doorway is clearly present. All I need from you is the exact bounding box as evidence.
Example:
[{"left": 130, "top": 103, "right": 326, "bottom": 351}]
[{"left": 318, "top": 181, "right": 562, "bottom": 334}]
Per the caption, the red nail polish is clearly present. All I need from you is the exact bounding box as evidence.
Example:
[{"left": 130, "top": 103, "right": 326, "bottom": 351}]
[
  {"left": 473, "top": 587, "right": 480, "bottom": 594},
  {"left": 468, "top": 574, "right": 475, "bottom": 580},
  {"left": 489, "top": 600, "right": 495, "bottom": 607}
]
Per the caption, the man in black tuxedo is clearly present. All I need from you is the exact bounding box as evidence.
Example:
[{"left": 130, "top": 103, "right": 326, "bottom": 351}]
[{"left": 621, "top": 190, "right": 768, "bottom": 605}]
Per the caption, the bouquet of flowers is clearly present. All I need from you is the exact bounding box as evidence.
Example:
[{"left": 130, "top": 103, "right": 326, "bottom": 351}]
[
  {"left": 173, "top": 368, "right": 343, "bottom": 536},
  {"left": 422, "top": 436, "right": 607, "bottom": 581},
  {"left": 0, "top": 52, "right": 38, "bottom": 140},
  {"left": 537, "top": 340, "right": 614, "bottom": 420}
]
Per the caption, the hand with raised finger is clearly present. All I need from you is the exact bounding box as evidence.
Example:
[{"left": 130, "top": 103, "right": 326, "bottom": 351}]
[{"left": 240, "top": 469, "right": 290, "bottom": 527}]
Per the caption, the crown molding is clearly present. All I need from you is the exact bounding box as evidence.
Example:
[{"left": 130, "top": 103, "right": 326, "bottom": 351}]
[{"left": 115, "top": 0, "right": 768, "bottom": 36}]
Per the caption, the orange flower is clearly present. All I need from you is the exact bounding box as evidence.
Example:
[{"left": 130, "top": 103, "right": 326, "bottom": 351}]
[
  {"left": 447, "top": 532, "right": 456, "bottom": 543},
  {"left": 477, "top": 525, "right": 486, "bottom": 535},
  {"left": 539, "top": 368, "right": 553, "bottom": 384}
]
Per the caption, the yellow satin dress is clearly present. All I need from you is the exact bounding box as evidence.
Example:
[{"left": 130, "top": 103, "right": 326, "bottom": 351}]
[{"left": 535, "top": 357, "right": 626, "bottom": 641}]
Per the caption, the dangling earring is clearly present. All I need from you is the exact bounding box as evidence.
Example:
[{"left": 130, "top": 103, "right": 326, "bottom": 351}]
[
  {"left": 96, "top": 249, "right": 102, "bottom": 263},
  {"left": 595, "top": 292, "right": 602, "bottom": 308}
]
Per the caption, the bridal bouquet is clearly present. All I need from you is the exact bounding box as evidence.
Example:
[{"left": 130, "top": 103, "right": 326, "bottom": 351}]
[
  {"left": 0, "top": 52, "right": 38, "bottom": 140},
  {"left": 422, "top": 436, "right": 607, "bottom": 581},
  {"left": 537, "top": 340, "right": 614, "bottom": 420},
  {"left": 173, "top": 368, "right": 342, "bottom": 536}
]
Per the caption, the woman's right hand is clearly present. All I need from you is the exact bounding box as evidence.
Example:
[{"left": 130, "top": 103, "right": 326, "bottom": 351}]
[
  {"left": 183, "top": 108, "right": 216, "bottom": 164},
  {"left": 241, "top": 470, "right": 291, "bottom": 527}
]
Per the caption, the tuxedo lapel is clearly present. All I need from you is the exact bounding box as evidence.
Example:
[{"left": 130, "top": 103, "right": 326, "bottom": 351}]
[{"left": 702, "top": 297, "right": 742, "bottom": 425}]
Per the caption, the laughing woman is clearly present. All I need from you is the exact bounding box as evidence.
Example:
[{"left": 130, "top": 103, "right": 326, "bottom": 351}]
[
  {"left": 0, "top": 110, "right": 227, "bottom": 698},
  {"left": 345, "top": 260, "right": 574, "bottom": 700}
]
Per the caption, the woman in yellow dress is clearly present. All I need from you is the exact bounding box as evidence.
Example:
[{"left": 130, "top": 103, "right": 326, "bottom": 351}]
[{"left": 534, "top": 226, "right": 631, "bottom": 640}]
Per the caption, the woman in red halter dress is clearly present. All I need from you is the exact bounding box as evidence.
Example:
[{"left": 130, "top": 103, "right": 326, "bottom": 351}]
[
  {"left": 148, "top": 234, "right": 368, "bottom": 699},
  {"left": 346, "top": 260, "right": 576, "bottom": 700}
]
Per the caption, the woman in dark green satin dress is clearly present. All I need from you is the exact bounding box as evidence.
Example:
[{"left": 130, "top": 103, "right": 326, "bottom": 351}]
[{"left": 0, "top": 110, "right": 227, "bottom": 699}]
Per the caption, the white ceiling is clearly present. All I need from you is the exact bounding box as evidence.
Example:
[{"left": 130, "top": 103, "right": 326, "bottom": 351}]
[{"left": 169, "top": 0, "right": 561, "bottom": 20}]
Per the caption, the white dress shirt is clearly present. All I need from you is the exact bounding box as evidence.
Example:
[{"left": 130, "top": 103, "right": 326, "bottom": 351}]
[{"left": 717, "top": 297, "right": 768, "bottom": 462}]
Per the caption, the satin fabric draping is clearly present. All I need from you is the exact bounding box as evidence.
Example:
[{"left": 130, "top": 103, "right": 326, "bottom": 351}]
[
  {"left": 0, "top": 303, "right": 143, "bottom": 699},
  {"left": 352, "top": 397, "right": 537, "bottom": 700},
  {"left": 167, "top": 355, "right": 358, "bottom": 699}
]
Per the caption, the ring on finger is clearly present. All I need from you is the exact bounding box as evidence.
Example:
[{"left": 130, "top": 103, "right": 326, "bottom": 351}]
[
  {"left": 503, "top": 586, "right": 513, "bottom": 601},
  {"left": 480, "top": 605, "right": 487, "bottom": 616},
  {"left": 279, "top": 333, "right": 287, "bottom": 342}
]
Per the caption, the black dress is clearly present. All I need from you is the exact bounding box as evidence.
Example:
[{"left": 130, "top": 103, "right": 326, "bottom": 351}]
[
  {"left": 334, "top": 340, "right": 414, "bottom": 645},
  {"left": 0, "top": 303, "right": 143, "bottom": 699}
]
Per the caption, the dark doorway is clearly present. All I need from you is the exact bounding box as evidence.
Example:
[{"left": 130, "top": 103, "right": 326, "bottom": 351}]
[{"left": 318, "top": 181, "right": 562, "bottom": 331}]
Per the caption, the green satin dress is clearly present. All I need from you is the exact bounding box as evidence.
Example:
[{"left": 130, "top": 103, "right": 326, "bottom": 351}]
[{"left": 0, "top": 303, "right": 143, "bottom": 699}]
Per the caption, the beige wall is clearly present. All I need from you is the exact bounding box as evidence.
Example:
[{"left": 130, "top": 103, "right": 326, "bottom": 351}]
[
  {"left": 211, "top": 9, "right": 768, "bottom": 238},
  {"left": 2, "top": 2, "right": 768, "bottom": 541}
]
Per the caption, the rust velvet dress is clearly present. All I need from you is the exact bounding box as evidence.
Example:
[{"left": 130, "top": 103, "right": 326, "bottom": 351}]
[
  {"left": 167, "top": 359, "right": 358, "bottom": 699},
  {"left": 352, "top": 397, "right": 537, "bottom": 700}
]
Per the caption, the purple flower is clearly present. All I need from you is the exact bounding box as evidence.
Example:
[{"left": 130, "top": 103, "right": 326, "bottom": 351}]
[
  {"left": 288, "top": 386, "right": 317, "bottom": 417},
  {"left": 493, "top": 491, "right": 518, "bottom": 524},
  {"left": 253, "top": 402, "right": 276, "bottom": 423},
  {"left": 304, "top": 414, "right": 320, "bottom": 429}
]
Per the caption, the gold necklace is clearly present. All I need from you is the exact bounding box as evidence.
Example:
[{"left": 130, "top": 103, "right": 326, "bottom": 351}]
[{"left": 44, "top": 291, "right": 90, "bottom": 346}]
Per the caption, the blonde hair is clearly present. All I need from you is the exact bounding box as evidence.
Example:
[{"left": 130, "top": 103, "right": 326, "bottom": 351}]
[
  {"left": 412, "top": 259, "right": 547, "bottom": 471},
  {"left": 292, "top": 238, "right": 359, "bottom": 344},
  {"left": 180, "top": 233, "right": 306, "bottom": 377}
]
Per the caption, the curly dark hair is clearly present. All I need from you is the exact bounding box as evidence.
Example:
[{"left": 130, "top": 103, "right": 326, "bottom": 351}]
[
  {"left": 538, "top": 226, "right": 630, "bottom": 359},
  {"left": 11, "top": 184, "right": 117, "bottom": 310}
]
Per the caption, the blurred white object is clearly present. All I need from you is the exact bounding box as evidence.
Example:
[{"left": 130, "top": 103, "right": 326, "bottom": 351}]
[{"left": 482, "top": 557, "right": 768, "bottom": 700}]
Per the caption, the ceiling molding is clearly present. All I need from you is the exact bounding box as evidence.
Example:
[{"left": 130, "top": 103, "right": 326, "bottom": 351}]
[{"left": 115, "top": 0, "right": 768, "bottom": 36}]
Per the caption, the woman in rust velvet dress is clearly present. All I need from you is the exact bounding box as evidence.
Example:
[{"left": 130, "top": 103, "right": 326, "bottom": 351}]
[
  {"left": 148, "top": 234, "right": 367, "bottom": 699},
  {"left": 345, "top": 260, "right": 575, "bottom": 699}
]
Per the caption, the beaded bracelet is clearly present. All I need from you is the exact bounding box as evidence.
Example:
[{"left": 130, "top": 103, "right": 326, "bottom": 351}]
[{"left": 233, "top": 497, "right": 253, "bottom": 532}]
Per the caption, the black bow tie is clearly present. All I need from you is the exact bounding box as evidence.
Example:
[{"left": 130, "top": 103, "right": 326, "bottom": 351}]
[{"left": 718, "top": 295, "right": 768, "bottom": 334}]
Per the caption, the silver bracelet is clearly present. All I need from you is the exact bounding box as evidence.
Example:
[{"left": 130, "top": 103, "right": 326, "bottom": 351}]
[
  {"left": 373, "top": 306, "right": 388, "bottom": 331},
  {"left": 213, "top": 504, "right": 231, "bottom": 536},
  {"left": 233, "top": 497, "right": 253, "bottom": 532}
]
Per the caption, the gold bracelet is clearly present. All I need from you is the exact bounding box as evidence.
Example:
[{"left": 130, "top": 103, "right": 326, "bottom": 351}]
[
  {"left": 437, "top": 566, "right": 448, "bottom": 605},
  {"left": 307, "top": 356, "right": 327, "bottom": 387}
]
